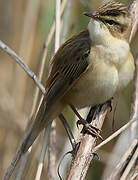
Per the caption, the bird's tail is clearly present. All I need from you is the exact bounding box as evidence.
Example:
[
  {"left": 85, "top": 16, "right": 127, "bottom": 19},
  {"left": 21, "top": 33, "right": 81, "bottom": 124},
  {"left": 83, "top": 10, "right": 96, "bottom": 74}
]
[
  {"left": 21, "top": 119, "right": 45, "bottom": 153},
  {"left": 20, "top": 99, "right": 64, "bottom": 153}
]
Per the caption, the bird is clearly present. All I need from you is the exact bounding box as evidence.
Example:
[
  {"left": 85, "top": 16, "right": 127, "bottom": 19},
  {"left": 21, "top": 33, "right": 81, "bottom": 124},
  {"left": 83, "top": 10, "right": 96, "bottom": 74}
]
[{"left": 21, "top": 0, "right": 135, "bottom": 153}]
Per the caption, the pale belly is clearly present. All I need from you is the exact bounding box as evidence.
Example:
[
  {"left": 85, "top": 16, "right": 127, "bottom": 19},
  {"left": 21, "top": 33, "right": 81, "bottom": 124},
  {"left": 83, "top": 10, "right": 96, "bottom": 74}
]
[
  {"left": 64, "top": 62, "right": 119, "bottom": 109},
  {"left": 63, "top": 47, "right": 134, "bottom": 109}
]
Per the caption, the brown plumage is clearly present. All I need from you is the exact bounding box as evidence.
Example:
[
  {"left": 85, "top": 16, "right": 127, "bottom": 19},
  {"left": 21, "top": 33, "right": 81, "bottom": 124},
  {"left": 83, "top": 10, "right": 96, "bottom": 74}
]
[{"left": 98, "top": 0, "right": 128, "bottom": 16}]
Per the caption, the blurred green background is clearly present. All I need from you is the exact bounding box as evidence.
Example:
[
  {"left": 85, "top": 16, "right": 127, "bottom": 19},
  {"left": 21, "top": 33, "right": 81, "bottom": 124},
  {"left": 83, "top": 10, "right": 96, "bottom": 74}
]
[{"left": 0, "top": 0, "right": 137, "bottom": 179}]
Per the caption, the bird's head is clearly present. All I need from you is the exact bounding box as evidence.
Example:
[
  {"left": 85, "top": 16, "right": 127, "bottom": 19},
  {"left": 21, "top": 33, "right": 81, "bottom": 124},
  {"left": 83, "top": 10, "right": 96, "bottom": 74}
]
[{"left": 84, "top": 0, "right": 132, "bottom": 43}]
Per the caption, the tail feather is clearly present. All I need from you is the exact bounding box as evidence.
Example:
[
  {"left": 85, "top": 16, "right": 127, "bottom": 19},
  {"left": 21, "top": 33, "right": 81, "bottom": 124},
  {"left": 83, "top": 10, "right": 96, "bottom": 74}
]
[
  {"left": 20, "top": 99, "right": 65, "bottom": 153},
  {"left": 21, "top": 97, "right": 49, "bottom": 153},
  {"left": 21, "top": 122, "right": 43, "bottom": 153}
]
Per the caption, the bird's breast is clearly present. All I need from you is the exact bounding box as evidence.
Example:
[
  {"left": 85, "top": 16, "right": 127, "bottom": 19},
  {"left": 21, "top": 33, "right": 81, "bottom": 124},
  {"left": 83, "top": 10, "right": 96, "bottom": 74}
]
[
  {"left": 63, "top": 45, "right": 134, "bottom": 109},
  {"left": 63, "top": 60, "right": 119, "bottom": 109}
]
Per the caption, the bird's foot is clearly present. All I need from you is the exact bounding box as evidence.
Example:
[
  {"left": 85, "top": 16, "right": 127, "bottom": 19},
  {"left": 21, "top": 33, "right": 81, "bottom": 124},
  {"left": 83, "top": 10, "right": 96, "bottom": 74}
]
[{"left": 76, "top": 118, "right": 103, "bottom": 140}]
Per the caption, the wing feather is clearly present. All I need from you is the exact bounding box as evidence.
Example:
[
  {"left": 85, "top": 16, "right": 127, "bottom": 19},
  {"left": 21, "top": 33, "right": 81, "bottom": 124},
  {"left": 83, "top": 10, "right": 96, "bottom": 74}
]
[{"left": 45, "top": 30, "right": 91, "bottom": 109}]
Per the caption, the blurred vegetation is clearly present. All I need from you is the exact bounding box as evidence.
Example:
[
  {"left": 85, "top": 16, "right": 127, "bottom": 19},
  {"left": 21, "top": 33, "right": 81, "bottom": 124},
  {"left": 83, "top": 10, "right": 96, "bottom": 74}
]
[{"left": 0, "top": 0, "right": 137, "bottom": 179}]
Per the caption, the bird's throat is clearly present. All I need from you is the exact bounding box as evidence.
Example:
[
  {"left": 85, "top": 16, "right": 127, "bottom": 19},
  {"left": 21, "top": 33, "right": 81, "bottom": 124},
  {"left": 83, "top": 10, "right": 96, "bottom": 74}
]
[{"left": 88, "top": 20, "right": 129, "bottom": 64}]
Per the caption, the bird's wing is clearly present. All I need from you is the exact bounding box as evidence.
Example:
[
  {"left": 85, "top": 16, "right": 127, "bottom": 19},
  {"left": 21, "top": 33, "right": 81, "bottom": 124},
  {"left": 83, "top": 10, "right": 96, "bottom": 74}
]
[
  {"left": 21, "top": 30, "right": 91, "bottom": 153},
  {"left": 45, "top": 30, "right": 91, "bottom": 109}
]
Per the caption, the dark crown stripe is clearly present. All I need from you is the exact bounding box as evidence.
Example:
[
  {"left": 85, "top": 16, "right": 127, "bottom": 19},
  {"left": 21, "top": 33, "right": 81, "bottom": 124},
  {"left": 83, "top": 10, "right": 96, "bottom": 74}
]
[{"left": 98, "top": 0, "right": 128, "bottom": 16}]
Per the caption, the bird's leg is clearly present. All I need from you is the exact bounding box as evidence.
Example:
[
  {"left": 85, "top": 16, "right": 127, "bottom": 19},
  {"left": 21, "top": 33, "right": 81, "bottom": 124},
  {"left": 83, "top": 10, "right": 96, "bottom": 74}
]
[
  {"left": 69, "top": 104, "right": 84, "bottom": 121},
  {"left": 58, "top": 113, "right": 80, "bottom": 156},
  {"left": 70, "top": 104, "right": 103, "bottom": 140},
  {"left": 82, "top": 98, "right": 113, "bottom": 138}
]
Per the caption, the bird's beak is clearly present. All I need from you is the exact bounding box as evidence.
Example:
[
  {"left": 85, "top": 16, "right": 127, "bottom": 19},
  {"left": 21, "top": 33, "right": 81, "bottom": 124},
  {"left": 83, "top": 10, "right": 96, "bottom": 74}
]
[{"left": 83, "top": 12, "right": 99, "bottom": 20}]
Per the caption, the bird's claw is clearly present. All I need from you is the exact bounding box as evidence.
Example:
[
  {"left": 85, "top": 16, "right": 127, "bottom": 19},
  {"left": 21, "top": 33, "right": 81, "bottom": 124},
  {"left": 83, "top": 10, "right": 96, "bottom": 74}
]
[
  {"left": 76, "top": 119, "right": 103, "bottom": 140},
  {"left": 92, "top": 152, "right": 100, "bottom": 160}
]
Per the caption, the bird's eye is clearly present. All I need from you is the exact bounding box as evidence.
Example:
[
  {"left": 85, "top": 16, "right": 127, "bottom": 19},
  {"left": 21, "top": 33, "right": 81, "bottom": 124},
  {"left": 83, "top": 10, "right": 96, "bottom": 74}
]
[{"left": 104, "top": 19, "right": 116, "bottom": 25}]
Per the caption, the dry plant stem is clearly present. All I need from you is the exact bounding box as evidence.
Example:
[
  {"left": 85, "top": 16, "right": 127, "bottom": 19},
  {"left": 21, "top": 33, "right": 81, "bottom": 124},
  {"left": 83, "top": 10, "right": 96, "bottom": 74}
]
[
  {"left": 61, "top": 0, "right": 72, "bottom": 44},
  {"left": 59, "top": 114, "right": 76, "bottom": 149},
  {"left": 120, "top": 146, "right": 138, "bottom": 180},
  {"left": 48, "top": 121, "right": 57, "bottom": 180},
  {"left": 18, "top": 0, "right": 40, "bottom": 58},
  {"left": 2, "top": 146, "right": 28, "bottom": 180},
  {"left": 93, "top": 116, "right": 138, "bottom": 152},
  {"left": 107, "top": 139, "right": 138, "bottom": 180},
  {"left": 55, "top": 0, "right": 61, "bottom": 52},
  {"left": 35, "top": 126, "right": 51, "bottom": 180},
  {"left": 13, "top": 0, "right": 41, "bottom": 108},
  {"left": 38, "top": 0, "right": 67, "bottom": 82},
  {"left": 126, "top": 163, "right": 138, "bottom": 180},
  {"left": 67, "top": 103, "right": 110, "bottom": 180},
  {"left": 0, "top": 40, "right": 45, "bottom": 94},
  {"left": 48, "top": 1, "right": 61, "bottom": 179},
  {"left": 15, "top": 149, "right": 31, "bottom": 180}
]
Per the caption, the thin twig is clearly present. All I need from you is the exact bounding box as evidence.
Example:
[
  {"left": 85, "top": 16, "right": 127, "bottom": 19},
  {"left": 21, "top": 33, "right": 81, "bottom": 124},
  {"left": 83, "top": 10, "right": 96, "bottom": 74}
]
[
  {"left": 59, "top": 114, "right": 76, "bottom": 149},
  {"left": 120, "top": 146, "right": 138, "bottom": 180},
  {"left": 18, "top": 0, "right": 40, "bottom": 58},
  {"left": 0, "top": 40, "right": 45, "bottom": 94},
  {"left": 55, "top": 0, "right": 61, "bottom": 52},
  {"left": 129, "top": 171, "right": 138, "bottom": 180},
  {"left": 15, "top": 149, "right": 31, "bottom": 180},
  {"left": 35, "top": 126, "right": 51, "bottom": 180},
  {"left": 93, "top": 116, "right": 137, "bottom": 152},
  {"left": 107, "top": 138, "right": 138, "bottom": 180}
]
